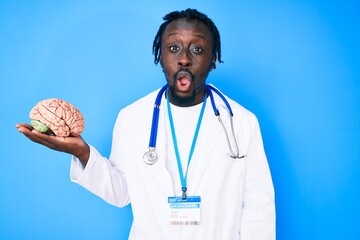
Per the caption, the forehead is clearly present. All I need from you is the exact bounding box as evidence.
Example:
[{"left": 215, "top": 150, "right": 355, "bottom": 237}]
[{"left": 162, "top": 18, "right": 212, "bottom": 41}]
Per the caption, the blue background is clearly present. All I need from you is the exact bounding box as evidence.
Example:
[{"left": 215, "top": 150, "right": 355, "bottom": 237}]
[{"left": 1, "top": 0, "right": 359, "bottom": 239}]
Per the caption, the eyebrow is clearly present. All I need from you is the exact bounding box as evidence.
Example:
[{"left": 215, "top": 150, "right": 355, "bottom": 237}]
[{"left": 167, "top": 32, "right": 205, "bottom": 39}]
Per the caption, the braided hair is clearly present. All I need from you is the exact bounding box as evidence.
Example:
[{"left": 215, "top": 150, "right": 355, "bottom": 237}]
[{"left": 152, "top": 8, "right": 223, "bottom": 69}]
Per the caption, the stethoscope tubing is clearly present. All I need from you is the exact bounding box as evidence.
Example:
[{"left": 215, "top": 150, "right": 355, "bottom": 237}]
[
  {"left": 207, "top": 85, "right": 234, "bottom": 117},
  {"left": 149, "top": 84, "right": 168, "bottom": 149},
  {"left": 146, "top": 84, "right": 243, "bottom": 161}
]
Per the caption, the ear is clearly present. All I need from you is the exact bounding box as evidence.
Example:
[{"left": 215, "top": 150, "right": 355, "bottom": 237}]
[
  {"left": 159, "top": 55, "right": 163, "bottom": 67},
  {"left": 159, "top": 56, "right": 165, "bottom": 73},
  {"left": 211, "top": 55, "right": 216, "bottom": 69}
]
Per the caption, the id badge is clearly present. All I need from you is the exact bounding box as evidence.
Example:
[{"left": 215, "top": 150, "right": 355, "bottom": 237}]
[{"left": 168, "top": 196, "right": 201, "bottom": 225}]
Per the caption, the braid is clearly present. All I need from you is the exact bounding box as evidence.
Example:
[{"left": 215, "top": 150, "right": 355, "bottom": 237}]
[{"left": 152, "top": 9, "right": 223, "bottom": 68}]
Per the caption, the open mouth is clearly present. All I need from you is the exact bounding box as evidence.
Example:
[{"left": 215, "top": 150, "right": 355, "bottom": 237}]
[{"left": 175, "top": 70, "right": 192, "bottom": 92}]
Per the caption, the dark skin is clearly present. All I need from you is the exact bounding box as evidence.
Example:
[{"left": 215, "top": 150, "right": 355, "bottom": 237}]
[
  {"left": 161, "top": 18, "right": 216, "bottom": 107},
  {"left": 16, "top": 18, "right": 216, "bottom": 166},
  {"left": 15, "top": 124, "right": 91, "bottom": 166}
]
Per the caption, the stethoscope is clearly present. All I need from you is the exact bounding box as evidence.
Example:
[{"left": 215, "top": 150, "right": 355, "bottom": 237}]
[{"left": 143, "top": 84, "right": 244, "bottom": 165}]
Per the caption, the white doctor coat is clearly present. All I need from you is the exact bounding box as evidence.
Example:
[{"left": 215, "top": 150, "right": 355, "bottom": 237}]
[{"left": 70, "top": 86, "right": 275, "bottom": 240}]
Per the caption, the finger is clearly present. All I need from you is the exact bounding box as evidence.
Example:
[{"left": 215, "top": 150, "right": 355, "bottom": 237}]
[
  {"left": 16, "top": 123, "right": 33, "bottom": 132},
  {"left": 17, "top": 123, "right": 52, "bottom": 141},
  {"left": 17, "top": 124, "right": 54, "bottom": 145},
  {"left": 20, "top": 128, "right": 48, "bottom": 144},
  {"left": 30, "top": 129, "right": 62, "bottom": 143}
]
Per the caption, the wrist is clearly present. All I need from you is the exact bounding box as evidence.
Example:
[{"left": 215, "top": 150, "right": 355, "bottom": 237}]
[{"left": 75, "top": 143, "right": 90, "bottom": 166}]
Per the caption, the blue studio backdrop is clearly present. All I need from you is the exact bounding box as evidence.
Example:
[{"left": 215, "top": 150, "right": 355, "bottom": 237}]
[{"left": 1, "top": 0, "right": 359, "bottom": 239}]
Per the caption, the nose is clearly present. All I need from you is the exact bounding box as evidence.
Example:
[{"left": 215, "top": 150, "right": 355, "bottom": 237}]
[{"left": 178, "top": 50, "right": 192, "bottom": 68}]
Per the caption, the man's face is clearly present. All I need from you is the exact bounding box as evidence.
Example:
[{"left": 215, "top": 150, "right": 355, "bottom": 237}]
[{"left": 160, "top": 18, "right": 216, "bottom": 106}]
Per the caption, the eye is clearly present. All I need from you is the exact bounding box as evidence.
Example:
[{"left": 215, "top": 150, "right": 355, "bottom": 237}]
[
  {"left": 192, "top": 46, "right": 203, "bottom": 53},
  {"left": 169, "top": 45, "right": 180, "bottom": 53}
]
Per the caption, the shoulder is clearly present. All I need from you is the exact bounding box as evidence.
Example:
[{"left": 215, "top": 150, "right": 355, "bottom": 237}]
[
  {"left": 118, "top": 88, "right": 161, "bottom": 117},
  {"left": 110, "top": 88, "right": 161, "bottom": 130},
  {"left": 209, "top": 84, "right": 259, "bottom": 126},
  {"left": 111, "top": 87, "right": 162, "bottom": 136}
]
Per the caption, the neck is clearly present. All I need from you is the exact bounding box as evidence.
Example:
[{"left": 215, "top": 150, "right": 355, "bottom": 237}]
[{"left": 167, "top": 87, "right": 206, "bottom": 107}]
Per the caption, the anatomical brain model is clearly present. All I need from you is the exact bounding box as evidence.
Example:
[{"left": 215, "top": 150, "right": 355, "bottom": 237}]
[{"left": 30, "top": 98, "right": 85, "bottom": 137}]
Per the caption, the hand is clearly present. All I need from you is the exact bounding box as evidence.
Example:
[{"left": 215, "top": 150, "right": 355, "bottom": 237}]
[{"left": 16, "top": 123, "right": 90, "bottom": 166}]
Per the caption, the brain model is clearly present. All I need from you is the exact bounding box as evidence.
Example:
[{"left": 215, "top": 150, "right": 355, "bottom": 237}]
[{"left": 29, "top": 98, "right": 85, "bottom": 137}]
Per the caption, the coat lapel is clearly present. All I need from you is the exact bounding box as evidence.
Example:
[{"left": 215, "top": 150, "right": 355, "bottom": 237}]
[
  {"left": 138, "top": 94, "right": 174, "bottom": 198},
  {"left": 142, "top": 92, "right": 226, "bottom": 198},
  {"left": 186, "top": 99, "right": 223, "bottom": 196}
]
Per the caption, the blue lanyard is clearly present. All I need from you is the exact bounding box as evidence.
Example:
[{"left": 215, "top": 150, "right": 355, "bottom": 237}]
[
  {"left": 166, "top": 89, "right": 207, "bottom": 200},
  {"left": 148, "top": 84, "right": 233, "bottom": 150}
]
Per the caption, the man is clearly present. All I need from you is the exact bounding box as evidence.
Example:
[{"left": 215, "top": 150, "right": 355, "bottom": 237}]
[{"left": 17, "top": 9, "right": 275, "bottom": 239}]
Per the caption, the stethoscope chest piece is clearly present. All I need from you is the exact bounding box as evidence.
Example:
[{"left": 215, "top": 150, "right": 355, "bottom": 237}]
[
  {"left": 144, "top": 84, "right": 242, "bottom": 165},
  {"left": 143, "top": 148, "right": 157, "bottom": 165}
]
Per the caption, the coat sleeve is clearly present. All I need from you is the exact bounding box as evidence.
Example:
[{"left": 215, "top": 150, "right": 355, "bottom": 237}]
[
  {"left": 69, "top": 111, "right": 131, "bottom": 207},
  {"left": 240, "top": 115, "right": 276, "bottom": 239}
]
